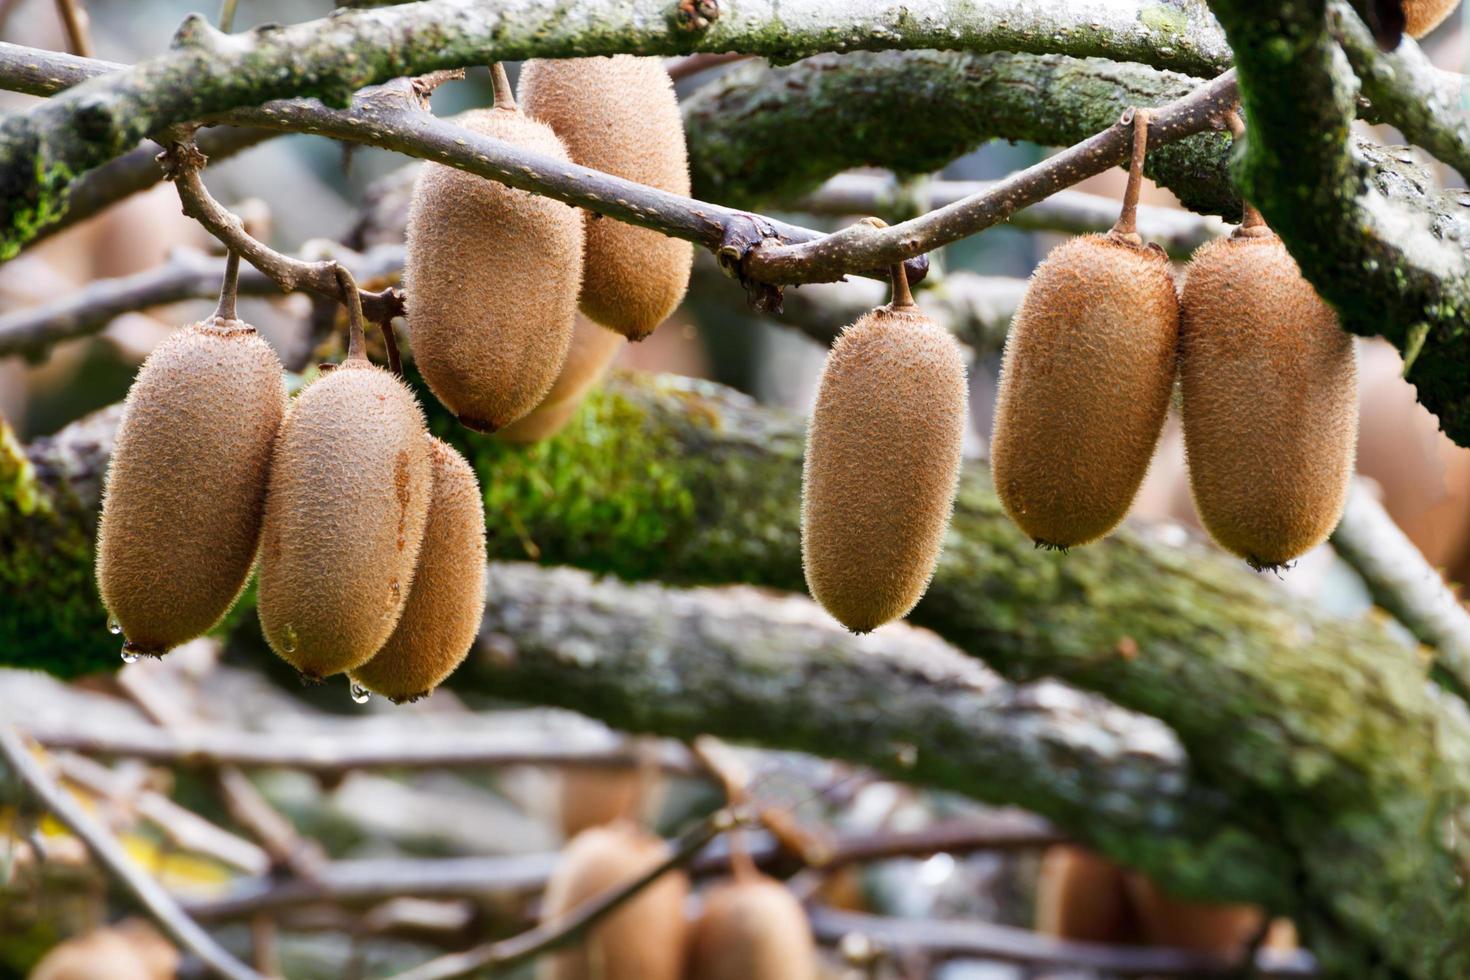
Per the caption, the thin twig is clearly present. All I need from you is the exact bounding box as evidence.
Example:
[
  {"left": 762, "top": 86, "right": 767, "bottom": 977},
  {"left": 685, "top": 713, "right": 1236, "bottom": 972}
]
[
  {"left": 0, "top": 726, "right": 263, "bottom": 980},
  {"left": 742, "top": 69, "right": 1239, "bottom": 284},
  {"left": 0, "top": 244, "right": 403, "bottom": 361},
  {"left": 26, "top": 721, "right": 701, "bottom": 776},
  {"left": 664, "top": 52, "right": 748, "bottom": 82},
  {"left": 806, "top": 906, "right": 1317, "bottom": 978},
  {"left": 163, "top": 141, "right": 402, "bottom": 323},
  {"left": 53, "top": 752, "right": 271, "bottom": 876},
  {"left": 793, "top": 174, "right": 1224, "bottom": 257},
  {"left": 1331, "top": 481, "right": 1470, "bottom": 696},
  {"left": 1110, "top": 108, "right": 1150, "bottom": 240},
  {"left": 53, "top": 0, "right": 93, "bottom": 58},
  {"left": 388, "top": 809, "right": 740, "bottom": 980},
  {"left": 217, "top": 0, "right": 238, "bottom": 32},
  {"left": 182, "top": 813, "right": 1061, "bottom": 921}
]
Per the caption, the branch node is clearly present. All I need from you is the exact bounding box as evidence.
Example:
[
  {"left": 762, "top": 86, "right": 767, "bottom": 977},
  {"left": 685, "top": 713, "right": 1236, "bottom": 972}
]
[{"left": 674, "top": 0, "right": 720, "bottom": 32}]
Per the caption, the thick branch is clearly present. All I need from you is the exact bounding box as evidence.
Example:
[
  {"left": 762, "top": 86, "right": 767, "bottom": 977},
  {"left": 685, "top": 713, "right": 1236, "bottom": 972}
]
[
  {"left": 0, "top": 0, "right": 1230, "bottom": 255},
  {"left": 1208, "top": 0, "right": 1470, "bottom": 450}
]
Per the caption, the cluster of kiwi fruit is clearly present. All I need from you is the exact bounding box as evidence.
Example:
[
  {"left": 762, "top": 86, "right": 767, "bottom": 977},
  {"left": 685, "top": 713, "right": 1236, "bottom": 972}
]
[
  {"left": 541, "top": 769, "right": 818, "bottom": 980},
  {"left": 96, "top": 56, "right": 695, "bottom": 694},
  {"left": 992, "top": 110, "right": 1357, "bottom": 571},
  {"left": 96, "top": 257, "right": 487, "bottom": 703},
  {"left": 404, "top": 57, "right": 690, "bottom": 439}
]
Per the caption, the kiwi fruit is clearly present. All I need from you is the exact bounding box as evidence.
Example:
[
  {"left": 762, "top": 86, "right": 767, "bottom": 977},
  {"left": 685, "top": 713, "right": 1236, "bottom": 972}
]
[
  {"left": 1035, "top": 845, "right": 1143, "bottom": 944},
  {"left": 405, "top": 84, "right": 584, "bottom": 432},
  {"left": 1404, "top": 0, "right": 1460, "bottom": 36},
  {"left": 686, "top": 874, "right": 819, "bottom": 980},
  {"left": 97, "top": 313, "right": 286, "bottom": 656},
  {"left": 256, "top": 358, "right": 432, "bottom": 679},
  {"left": 1179, "top": 229, "right": 1357, "bottom": 569},
  {"left": 499, "top": 314, "right": 625, "bottom": 444},
  {"left": 558, "top": 768, "right": 651, "bottom": 840},
  {"left": 347, "top": 437, "right": 486, "bottom": 702},
  {"left": 990, "top": 233, "right": 1180, "bottom": 548},
  {"left": 518, "top": 56, "right": 693, "bottom": 341},
  {"left": 1123, "top": 874, "right": 1268, "bottom": 953},
  {"left": 538, "top": 822, "right": 689, "bottom": 980},
  {"left": 801, "top": 272, "right": 967, "bottom": 633},
  {"left": 30, "top": 920, "right": 178, "bottom": 980}
]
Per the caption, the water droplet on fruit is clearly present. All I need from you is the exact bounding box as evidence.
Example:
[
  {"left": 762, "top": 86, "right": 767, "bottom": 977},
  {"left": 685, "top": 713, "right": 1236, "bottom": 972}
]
[
  {"left": 283, "top": 624, "right": 298, "bottom": 654},
  {"left": 350, "top": 682, "right": 371, "bottom": 705},
  {"left": 120, "top": 648, "right": 138, "bottom": 664},
  {"left": 107, "top": 615, "right": 122, "bottom": 635}
]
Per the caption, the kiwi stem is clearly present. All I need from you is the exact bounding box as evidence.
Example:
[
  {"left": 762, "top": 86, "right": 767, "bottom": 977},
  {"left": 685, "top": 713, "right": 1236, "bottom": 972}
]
[
  {"left": 213, "top": 250, "right": 240, "bottom": 322},
  {"left": 378, "top": 319, "right": 403, "bottom": 376},
  {"left": 1225, "top": 109, "right": 1270, "bottom": 234},
  {"left": 490, "top": 62, "right": 516, "bottom": 111},
  {"left": 1110, "top": 108, "right": 1149, "bottom": 240},
  {"left": 889, "top": 262, "right": 916, "bottom": 309},
  {"left": 335, "top": 265, "right": 368, "bottom": 363}
]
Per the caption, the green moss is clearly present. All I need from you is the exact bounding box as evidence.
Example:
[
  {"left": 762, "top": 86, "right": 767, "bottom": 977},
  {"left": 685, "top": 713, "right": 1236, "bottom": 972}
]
[
  {"left": 0, "top": 419, "right": 114, "bottom": 678},
  {"left": 1, "top": 156, "right": 74, "bottom": 261},
  {"left": 1140, "top": 4, "right": 1189, "bottom": 36}
]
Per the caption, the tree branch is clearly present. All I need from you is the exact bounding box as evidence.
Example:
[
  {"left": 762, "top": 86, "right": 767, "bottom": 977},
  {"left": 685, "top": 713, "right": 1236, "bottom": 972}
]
[
  {"left": 0, "top": 244, "right": 404, "bottom": 361},
  {"left": 389, "top": 809, "right": 737, "bottom": 980},
  {"left": 1329, "top": 1, "right": 1470, "bottom": 184},
  {"left": 1331, "top": 482, "right": 1470, "bottom": 695},
  {"left": 1208, "top": 0, "right": 1470, "bottom": 450},
  {"left": 807, "top": 907, "right": 1317, "bottom": 978},
  {"left": 0, "top": 726, "right": 262, "bottom": 980},
  {"left": 163, "top": 141, "right": 403, "bottom": 323},
  {"left": 184, "top": 814, "right": 1062, "bottom": 921},
  {"left": 795, "top": 173, "right": 1225, "bottom": 258},
  {"left": 0, "top": 0, "right": 1230, "bottom": 256},
  {"left": 739, "top": 70, "right": 1241, "bottom": 284}
]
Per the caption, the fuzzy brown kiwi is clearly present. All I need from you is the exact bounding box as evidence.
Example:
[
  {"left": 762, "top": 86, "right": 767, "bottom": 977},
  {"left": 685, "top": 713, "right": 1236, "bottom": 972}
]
[
  {"left": 256, "top": 280, "right": 432, "bottom": 679},
  {"left": 1404, "top": 0, "right": 1460, "bottom": 36},
  {"left": 686, "top": 874, "right": 818, "bottom": 980},
  {"left": 518, "top": 56, "right": 692, "bottom": 341},
  {"left": 347, "top": 437, "right": 486, "bottom": 703},
  {"left": 1179, "top": 227, "right": 1356, "bottom": 570},
  {"left": 991, "top": 111, "right": 1179, "bottom": 550},
  {"left": 404, "top": 67, "right": 583, "bottom": 432},
  {"left": 498, "top": 314, "right": 625, "bottom": 444},
  {"left": 1035, "top": 846, "right": 1144, "bottom": 944},
  {"left": 801, "top": 263, "right": 967, "bottom": 633},
  {"left": 97, "top": 254, "right": 286, "bottom": 657},
  {"left": 538, "top": 822, "right": 689, "bottom": 980},
  {"left": 1123, "top": 874, "right": 1267, "bottom": 953}
]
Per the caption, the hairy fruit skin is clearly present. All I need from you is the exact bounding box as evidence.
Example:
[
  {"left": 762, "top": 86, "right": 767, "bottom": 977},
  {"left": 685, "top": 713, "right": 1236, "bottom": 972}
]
[
  {"left": 1404, "top": 0, "right": 1460, "bottom": 36},
  {"left": 539, "top": 822, "right": 688, "bottom": 980},
  {"left": 349, "top": 438, "right": 486, "bottom": 702},
  {"left": 991, "top": 234, "right": 1180, "bottom": 549},
  {"left": 519, "top": 56, "right": 693, "bottom": 341},
  {"left": 1179, "top": 233, "right": 1357, "bottom": 569},
  {"left": 256, "top": 360, "right": 431, "bottom": 678},
  {"left": 802, "top": 304, "right": 967, "bottom": 633},
  {"left": 686, "top": 875, "right": 819, "bottom": 980},
  {"left": 97, "top": 318, "right": 286, "bottom": 655},
  {"left": 405, "top": 107, "right": 584, "bottom": 431},
  {"left": 499, "top": 314, "right": 625, "bottom": 444}
]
